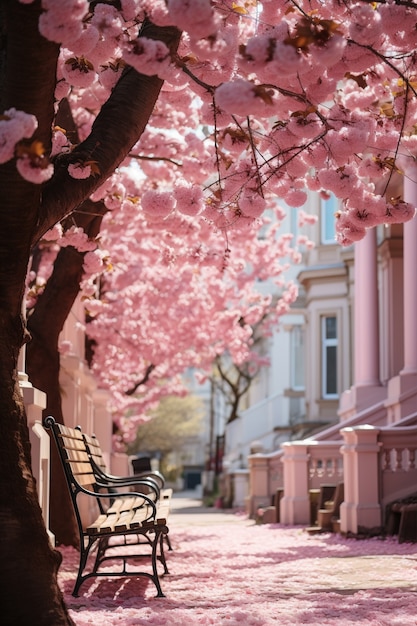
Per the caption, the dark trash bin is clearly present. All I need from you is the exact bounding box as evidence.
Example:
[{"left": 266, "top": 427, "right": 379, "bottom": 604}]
[{"left": 131, "top": 456, "right": 152, "bottom": 474}]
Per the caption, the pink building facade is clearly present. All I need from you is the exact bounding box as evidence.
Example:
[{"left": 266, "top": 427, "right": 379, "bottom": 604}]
[
  {"left": 21, "top": 294, "right": 128, "bottom": 541},
  {"left": 248, "top": 186, "right": 417, "bottom": 535}
]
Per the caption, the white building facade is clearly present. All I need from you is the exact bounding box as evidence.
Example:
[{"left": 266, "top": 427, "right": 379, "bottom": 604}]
[{"left": 222, "top": 191, "right": 356, "bottom": 506}]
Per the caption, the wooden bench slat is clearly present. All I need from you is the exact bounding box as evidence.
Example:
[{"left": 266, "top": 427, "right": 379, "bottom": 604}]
[
  {"left": 95, "top": 513, "right": 120, "bottom": 533},
  {"left": 107, "top": 496, "right": 144, "bottom": 514},
  {"left": 86, "top": 514, "right": 110, "bottom": 534},
  {"left": 114, "top": 510, "right": 136, "bottom": 532},
  {"left": 157, "top": 504, "right": 170, "bottom": 518},
  {"left": 130, "top": 506, "right": 153, "bottom": 527},
  {"left": 86, "top": 504, "right": 158, "bottom": 534}
]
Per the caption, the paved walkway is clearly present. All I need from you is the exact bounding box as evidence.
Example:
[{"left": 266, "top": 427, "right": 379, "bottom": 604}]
[
  {"left": 61, "top": 489, "right": 417, "bottom": 625},
  {"left": 170, "top": 489, "right": 250, "bottom": 526},
  {"left": 170, "top": 490, "right": 417, "bottom": 593}
]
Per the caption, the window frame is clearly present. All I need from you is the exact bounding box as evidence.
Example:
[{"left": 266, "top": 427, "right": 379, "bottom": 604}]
[
  {"left": 290, "top": 324, "right": 305, "bottom": 391},
  {"left": 321, "top": 314, "right": 338, "bottom": 399},
  {"left": 320, "top": 194, "right": 338, "bottom": 244}
]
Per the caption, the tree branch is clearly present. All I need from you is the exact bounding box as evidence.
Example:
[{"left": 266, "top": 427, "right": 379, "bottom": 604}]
[
  {"left": 33, "top": 20, "right": 182, "bottom": 244},
  {"left": 126, "top": 364, "right": 156, "bottom": 396}
]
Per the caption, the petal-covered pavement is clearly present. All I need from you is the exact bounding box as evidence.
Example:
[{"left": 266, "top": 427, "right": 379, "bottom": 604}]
[{"left": 58, "top": 492, "right": 417, "bottom": 625}]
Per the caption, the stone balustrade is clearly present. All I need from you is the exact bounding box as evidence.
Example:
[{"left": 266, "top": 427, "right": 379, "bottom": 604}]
[
  {"left": 248, "top": 423, "right": 417, "bottom": 535},
  {"left": 248, "top": 440, "right": 344, "bottom": 524},
  {"left": 308, "top": 442, "right": 344, "bottom": 487},
  {"left": 378, "top": 425, "right": 417, "bottom": 510}
]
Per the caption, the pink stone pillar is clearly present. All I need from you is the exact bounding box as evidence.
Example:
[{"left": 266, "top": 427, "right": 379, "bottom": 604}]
[
  {"left": 247, "top": 454, "right": 271, "bottom": 517},
  {"left": 280, "top": 442, "right": 310, "bottom": 525},
  {"left": 401, "top": 171, "right": 417, "bottom": 375},
  {"left": 339, "top": 426, "right": 381, "bottom": 534},
  {"left": 354, "top": 229, "right": 380, "bottom": 386},
  {"left": 92, "top": 389, "right": 112, "bottom": 471},
  {"left": 20, "top": 376, "right": 55, "bottom": 545},
  {"left": 339, "top": 229, "right": 385, "bottom": 418}
]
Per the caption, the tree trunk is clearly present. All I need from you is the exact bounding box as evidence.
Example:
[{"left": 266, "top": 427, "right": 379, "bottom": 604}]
[
  {"left": 0, "top": 309, "right": 74, "bottom": 625},
  {"left": 0, "top": 5, "right": 73, "bottom": 606},
  {"left": 27, "top": 204, "right": 106, "bottom": 546},
  {"left": 26, "top": 243, "right": 83, "bottom": 548}
]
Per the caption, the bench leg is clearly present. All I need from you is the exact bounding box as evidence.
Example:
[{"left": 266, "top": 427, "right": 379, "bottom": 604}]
[
  {"left": 157, "top": 530, "right": 169, "bottom": 575},
  {"left": 92, "top": 535, "right": 109, "bottom": 573},
  {"left": 73, "top": 536, "right": 97, "bottom": 597},
  {"left": 73, "top": 529, "right": 169, "bottom": 598},
  {"left": 165, "top": 533, "right": 173, "bottom": 552},
  {"left": 151, "top": 529, "right": 166, "bottom": 597}
]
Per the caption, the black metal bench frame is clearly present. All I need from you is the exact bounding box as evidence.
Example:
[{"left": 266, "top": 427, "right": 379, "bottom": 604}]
[
  {"left": 79, "top": 429, "right": 166, "bottom": 497},
  {"left": 45, "top": 416, "right": 170, "bottom": 597},
  {"left": 92, "top": 432, "right": 166, "bottom": 490}
]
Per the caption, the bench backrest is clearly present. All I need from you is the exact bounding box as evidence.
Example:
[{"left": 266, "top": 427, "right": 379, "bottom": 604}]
[
  {"left": 82, "top": 430, "right": 166, "bottom": 491},
  {"left": 45, "top": 416, "right": 97, "bottom": 491},
  {"left": 81, "top": 431, "right": 108, "bottom": 475}
]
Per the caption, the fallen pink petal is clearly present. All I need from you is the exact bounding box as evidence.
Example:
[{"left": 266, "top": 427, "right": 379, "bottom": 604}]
[{"left": 57, "top": 495, "right": 417, "bottom": 626}]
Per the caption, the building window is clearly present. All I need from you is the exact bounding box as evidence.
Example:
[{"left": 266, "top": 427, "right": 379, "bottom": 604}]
[
  {"left": 290, "top": 207, "right": 299, "bottom": 247},
  {"left": 321, "top": 194, "right": 338, "bottom": 244},
  {"left": 321, "top": 315, "right": 338, "bottom": 398},
  {"left": 290, "top": 325, "right": 305, "bottom": 390}
]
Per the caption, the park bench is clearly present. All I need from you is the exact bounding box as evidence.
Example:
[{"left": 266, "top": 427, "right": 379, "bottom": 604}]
[
  {"left": 45, "top": 416, "right": 171, "bottom": 597},
  {"left": 79, "top": 428, "right": 173, "bottom": 551}
]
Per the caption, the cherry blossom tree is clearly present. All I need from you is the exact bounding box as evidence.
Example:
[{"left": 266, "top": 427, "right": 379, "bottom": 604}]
[
  {"left": 82, "top": 195, "right": 300, "bottom": 449},
  {"left": 2, "top": 0, "right": 417, "bottom": 624}
]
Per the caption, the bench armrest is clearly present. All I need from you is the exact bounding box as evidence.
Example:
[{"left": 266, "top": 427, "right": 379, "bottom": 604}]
[
  {"left": 76, "top": 485, "right": 158, "bottom": 518},
  {"left": 95, "top": 475, "right": 161, "bottom": 499}
]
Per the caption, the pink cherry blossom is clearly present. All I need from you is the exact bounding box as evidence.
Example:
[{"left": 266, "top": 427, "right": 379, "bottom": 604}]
[
  {"left": 61, "top": 53, "right": 97, "bottom": 88},
  {"left": 298, "top": 210, "right": 318, "bottom": 227},
  {"left": 122, "top": 37, "right": 171, "bottom": 77},
  {"left": 215, "top": 79, "right": 276, "bottom": 118},
  {"left": 167, "top": 0, "right": 218, "bottom": 39},
  {"left": 51, "top": 128, "right": 71, "bottom": 157},
  {"left": 238, "top": 193, "right": 267, "bottom": 219},
  {"left": 384, "top": 199, "right": 416, "bottom": 224},
  {"left": 285, "top": 189, "right": 308, "bottom": 208},
  {"left": 0, "top": 108, "right": 38, "bottom": 164},
  {"left": 173, "top": 180, "right": 205, "bottom": 216},
  {"left": 83, "top": 249, "right": 110, "bottom": 277},
  {"left": 59, "top": 226, "right": 97, "bottom": 252},
  {"left": 68, "top": 162, "right": 92, "bottom": 179},
  {"left": 119, "top": 0, "right": 145, "bottom": 22},
  {"left": 71, "top": 25, "right": 100, "bottom": 55},
  {"left": 38, "top": 0, "right": 87, "bottom": 45},
  {"left": 42, "top": 224, "right": 64, "bottom": 241},
  {"left": 348, "top": 3, "right": 383, "bottom": 46},
  {"left": 16, "top": 156, "right": 54, "bottom": 184},
  {"left": 141, "top": 189, "right": 176, "bottom": 219}
]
